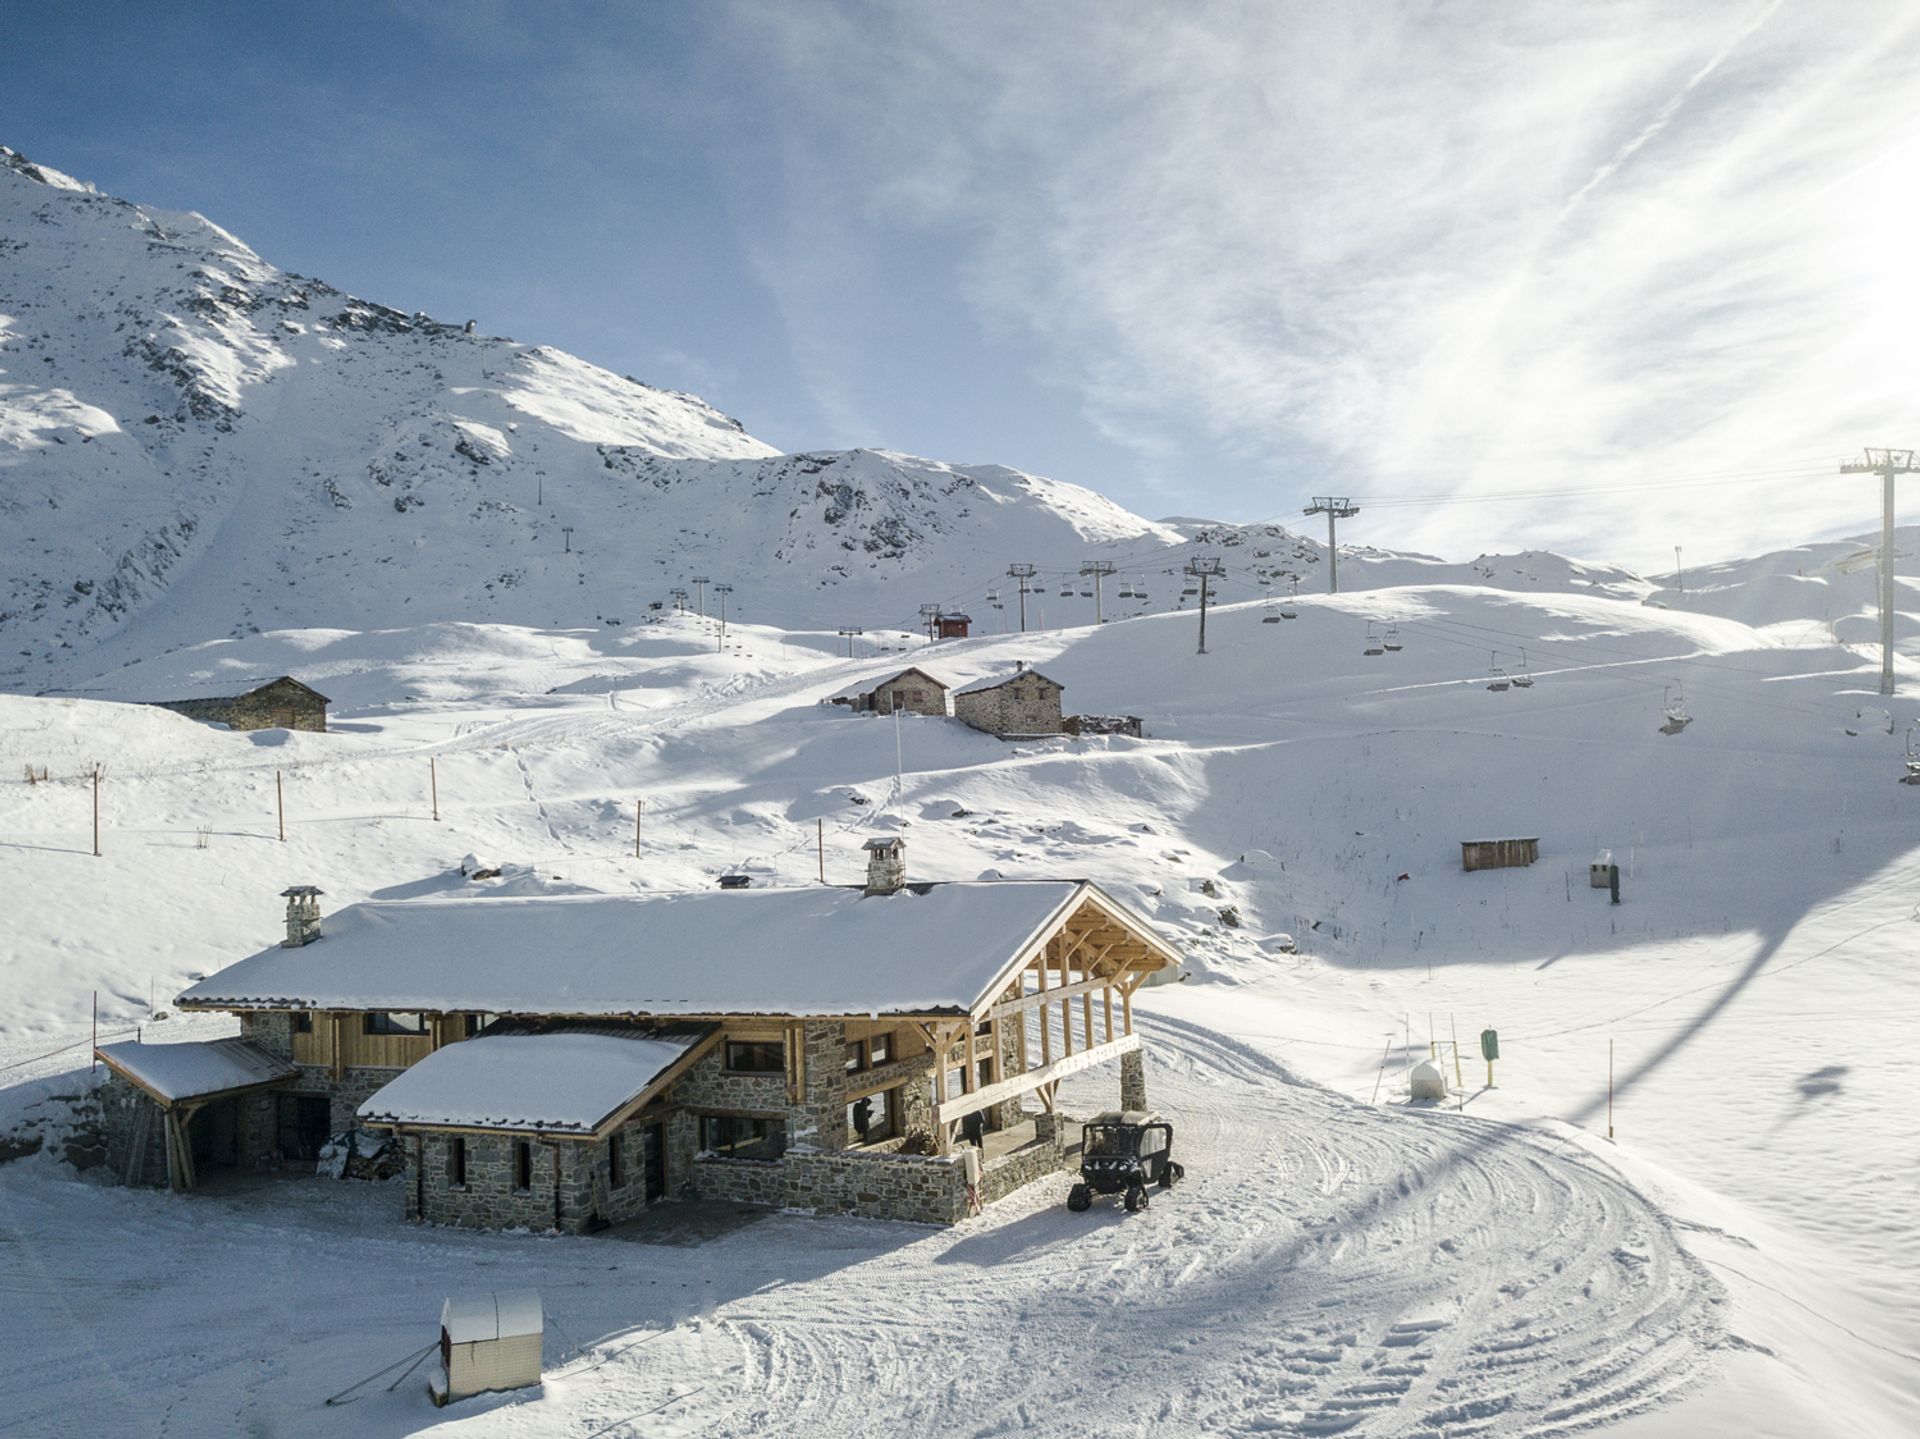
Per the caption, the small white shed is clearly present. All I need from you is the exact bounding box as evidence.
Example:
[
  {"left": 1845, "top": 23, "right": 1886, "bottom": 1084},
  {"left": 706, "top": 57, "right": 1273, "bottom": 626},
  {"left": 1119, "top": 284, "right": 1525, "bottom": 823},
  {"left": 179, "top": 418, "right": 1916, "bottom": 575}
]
[{"left": 433, "top": 1289, "right": 543, "bottom": 1405}]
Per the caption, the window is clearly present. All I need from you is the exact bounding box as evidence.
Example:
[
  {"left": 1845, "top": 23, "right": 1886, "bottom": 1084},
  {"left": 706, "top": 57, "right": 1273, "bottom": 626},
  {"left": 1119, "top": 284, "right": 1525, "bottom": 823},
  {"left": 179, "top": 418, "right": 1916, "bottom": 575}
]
[
  {"left": 724, "top": 1040, "right": 784, "bottom": 1074},
  {"left": 290, "top": 1013, "right": 313, "bottom": 1035},
  {"left": 847, "top": 1088, "right": 899, "bottom": 1146},
  {"left": 449, "top": 1137, "right": 467, "bottom": 1189},
  {"left": 608, "top": 1132, "right": 625, "bottom": 1188},
  {"left": 513, "top": 1140, "right": 533, "bottom": 1193},
  {"left": 363, "top": 1012, "right": 428, "bottom": 1036},
  {"left": 699, "top": 1114, "right": 787, "bottom": 1161},
  {"left": 844, "top": 1031, "right": 893, "bottom": 1073}
]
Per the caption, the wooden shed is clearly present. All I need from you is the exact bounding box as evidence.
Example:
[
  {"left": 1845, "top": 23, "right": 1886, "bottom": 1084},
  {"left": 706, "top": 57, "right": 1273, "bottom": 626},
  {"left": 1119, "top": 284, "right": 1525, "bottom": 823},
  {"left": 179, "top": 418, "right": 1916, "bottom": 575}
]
[
  {"left": 434, "top": 1289, "right": 543, "bottom": 1404},
  {"left": 1460, "top": 837, "right": 1540, "bottom": 872},
  {"left": 934, "top": 613, "right": 972, "bottom": 640}
]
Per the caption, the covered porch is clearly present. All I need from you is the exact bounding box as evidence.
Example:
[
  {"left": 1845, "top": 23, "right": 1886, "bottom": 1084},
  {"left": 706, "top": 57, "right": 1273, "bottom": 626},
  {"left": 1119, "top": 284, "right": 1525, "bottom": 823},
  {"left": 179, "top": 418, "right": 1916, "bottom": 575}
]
[
  {"left": 917, "top": 889, "right": 1170, "bottom": 1156},
  {"left": 94, "top": 1037, "right": 298, "bottom": 1191}
]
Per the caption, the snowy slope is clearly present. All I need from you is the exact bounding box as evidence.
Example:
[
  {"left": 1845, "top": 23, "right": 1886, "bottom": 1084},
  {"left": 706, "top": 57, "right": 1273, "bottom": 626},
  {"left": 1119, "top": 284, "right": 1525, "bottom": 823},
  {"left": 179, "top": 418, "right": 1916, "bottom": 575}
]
[{"left": 3, "top": 576, "right": 1917, "bottom": 1433}]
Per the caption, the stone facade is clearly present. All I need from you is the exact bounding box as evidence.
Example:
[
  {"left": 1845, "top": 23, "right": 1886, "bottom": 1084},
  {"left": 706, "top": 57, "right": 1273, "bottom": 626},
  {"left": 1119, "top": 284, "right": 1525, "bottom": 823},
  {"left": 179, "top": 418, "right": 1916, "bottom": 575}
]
[
  {"left": 857, "top": 668, "right": 950, "bottom": 717},
  {"left": 953, "top": 671, "right": 1065, "bottom": 737},
  {"left": 1121, "top": 1048, "right": 1149, "bottom": 1111},
  {"left": 151, "top": 676, "right": 329, "bottom": 733}
]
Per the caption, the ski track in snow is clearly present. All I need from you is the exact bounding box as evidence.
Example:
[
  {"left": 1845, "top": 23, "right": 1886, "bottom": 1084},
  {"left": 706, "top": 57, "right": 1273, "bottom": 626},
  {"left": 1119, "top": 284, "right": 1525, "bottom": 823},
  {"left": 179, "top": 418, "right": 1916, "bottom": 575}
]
[
  {"left": 0, "top": 1012, "right": 1721, "bottom": 1439},
  {"left": 647, "top": 1017, "right": 1722, "bottom": 1438}
]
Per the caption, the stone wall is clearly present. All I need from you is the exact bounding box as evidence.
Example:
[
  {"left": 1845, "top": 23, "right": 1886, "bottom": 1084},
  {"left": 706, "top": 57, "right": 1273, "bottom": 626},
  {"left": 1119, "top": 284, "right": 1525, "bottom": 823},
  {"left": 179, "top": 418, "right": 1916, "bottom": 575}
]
[
  {"left": 978, "top": 1130, "right": 1069, "bottom": 1207},
  {"left": 953, "top": 673, "right": 1064, "bottom": 737},
  {"left": 151, "top": 679, "right": 327, "bottom": 733},
  {"left": 239, "top": 1011, "right": 295, "bottom": 1060},
  {"left": 863, "top": 673, "right": 949, "bottom": 717},
  {"left": 1121, "top": 1048, "right": 1149, "bottom": 1111},
  {"left": 99, "top": 1076, "right": 169, "bottom": 1187},
  {"left": 694, "top": 1148, "right": 971, "bottom": 1224}
]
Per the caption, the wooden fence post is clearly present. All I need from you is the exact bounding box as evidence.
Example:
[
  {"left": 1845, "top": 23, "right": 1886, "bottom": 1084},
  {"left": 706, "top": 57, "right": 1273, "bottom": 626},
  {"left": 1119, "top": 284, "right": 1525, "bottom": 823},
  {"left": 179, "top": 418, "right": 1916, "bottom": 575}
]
[{"left": 276, "top": 770, "right": 285, "bottom": 843}]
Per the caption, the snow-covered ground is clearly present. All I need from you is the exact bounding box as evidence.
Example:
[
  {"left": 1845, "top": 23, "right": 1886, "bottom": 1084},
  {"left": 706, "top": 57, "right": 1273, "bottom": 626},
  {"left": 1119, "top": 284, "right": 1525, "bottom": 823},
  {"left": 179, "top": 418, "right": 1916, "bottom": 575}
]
[{"left": 4, "top": 578, "right": 1918, "bottom": 1436}]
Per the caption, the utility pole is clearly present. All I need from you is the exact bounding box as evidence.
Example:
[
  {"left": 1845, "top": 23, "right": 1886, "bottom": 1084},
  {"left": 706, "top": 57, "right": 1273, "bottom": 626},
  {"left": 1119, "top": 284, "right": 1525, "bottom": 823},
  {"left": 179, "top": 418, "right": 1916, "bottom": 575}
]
[
  {"left": 669, "top": 587, "right": 688, "bottom": 614},
  {"left": 1674, "top": 546, "right": 1685, "bottom": 595},
  {"left": 562, "top": 526, "right": 574, "bottom": 553},
  {"left": 1840, "top": 447, "right": 1917, "bottom": 697},
  {"left": 714, "top": 583, "right": 733, "bottom": 650},
  {"left": 691, "top": 576, "right": 709, "bottom": 619},
  {"left": 1303, "top": 497, "right": 1360, "bottom": 595},
  {"left": 1007, "top": 564, "right": 1036, "bottom": 633},
  {"left": 837, "top": 626, "right": 863, "bottom": 658},
  {"left": 919, "top": 603, "right": 941, "bottom": 643},
  {"left": 1080, "top": 561, "right": 1115, "bottom": 625},
  {"left": 1185, "top": 556, "right": 1223, "bottom": 654}
]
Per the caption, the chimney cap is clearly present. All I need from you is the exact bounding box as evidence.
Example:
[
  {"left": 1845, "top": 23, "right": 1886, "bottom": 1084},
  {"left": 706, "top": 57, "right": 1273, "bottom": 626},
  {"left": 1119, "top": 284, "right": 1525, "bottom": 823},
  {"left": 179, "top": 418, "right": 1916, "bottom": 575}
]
[
  {"left": 281, "top": 885, "right": 324, "bottom": 898},
  {"left": 862, "top": 836, "right": 905, "bottom": 853}
]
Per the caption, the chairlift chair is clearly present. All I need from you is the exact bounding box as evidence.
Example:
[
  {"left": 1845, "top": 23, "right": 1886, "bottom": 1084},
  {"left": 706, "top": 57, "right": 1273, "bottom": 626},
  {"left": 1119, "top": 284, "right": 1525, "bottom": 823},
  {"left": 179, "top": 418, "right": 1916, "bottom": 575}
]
[
  {"left": 1382, "top": 624, "right": 1403, "bottom": 653},
  {"left": 1080, "top": 588, "right": 1094, "bottom": 598},
  {"left": 1511, "top": 646, "right": 1534, "bottom": 687},
  {"left": 1262, "top": 598, "right": 1282, "bottom": 624},
  {"left": 1905, "top": 725, "right": 1920, "bottom": 784},
  {"left": 1660, "top": 685, "right": 1691, "bottom": 735},
  {"left": 1487, "top": 668, "right": 1512, "bottom": 692},
  {"left": 1363, "top": 623, "right": 1385, "bottom": 657}
]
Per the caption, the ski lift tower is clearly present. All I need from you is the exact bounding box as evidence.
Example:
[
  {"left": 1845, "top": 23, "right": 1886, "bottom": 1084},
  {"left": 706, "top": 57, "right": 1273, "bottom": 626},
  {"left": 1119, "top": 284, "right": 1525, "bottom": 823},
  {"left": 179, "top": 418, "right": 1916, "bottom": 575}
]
[
  {"left": 1839, "top": 447, "right": 1917, "bottom": 697},
  {"left": 1304, "top": 497, "right": 1361, "bottom": 595},
  {"left": 1079, "top": 561, "right": 1116, "bottom": 624},
  {"left": 1185, "top": 556, "right": 1224, "bottom": 654},
  {"left": 1007, "top": 563, "right": 1037, "bottom": 634}
]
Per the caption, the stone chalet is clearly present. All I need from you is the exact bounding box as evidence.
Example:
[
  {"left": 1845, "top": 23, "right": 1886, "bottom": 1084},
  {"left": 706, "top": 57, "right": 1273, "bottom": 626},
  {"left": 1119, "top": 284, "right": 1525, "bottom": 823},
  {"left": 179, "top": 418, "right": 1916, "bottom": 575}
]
[
  {"left": 94, "top": 841, "right": 1180, "bottom": 1230},
  {"left": 149, "top": 675, "right": 330, "bottom": 733},
  {"left": 953, "top": 667, "right": 1066, "bottom": 738},
  {"left": 845, "top": 667, "right": 951, "bottom": 717}
]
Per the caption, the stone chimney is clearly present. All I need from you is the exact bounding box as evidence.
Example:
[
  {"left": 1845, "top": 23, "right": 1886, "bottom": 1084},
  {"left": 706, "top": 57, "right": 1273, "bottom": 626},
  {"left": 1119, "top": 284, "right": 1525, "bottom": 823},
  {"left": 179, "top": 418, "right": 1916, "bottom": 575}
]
[
  {"left": 281, "top": 885, "right": 324, "bottom": 948},
  {"left": 862, "top": 837, "right": 906, "bottom": 896}
]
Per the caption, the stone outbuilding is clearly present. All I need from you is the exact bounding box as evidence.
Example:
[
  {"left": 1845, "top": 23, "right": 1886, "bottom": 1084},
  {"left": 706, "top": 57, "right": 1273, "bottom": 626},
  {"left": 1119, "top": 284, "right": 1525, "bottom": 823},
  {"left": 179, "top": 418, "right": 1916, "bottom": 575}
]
[
  {"left": 953, "top": 667, "right": 1065, "bottom": 738},
  {"left": 150, "top": 675, "right": 329, "bottom": 733},
  {"left": 101, "top": 842, "right": 1184, "bottom": 1231},
  {"left": 934, "top": 613, "right": 972, "bottom": 640},
  {"left": 848, "top": 667, "right": 950, "bottom": 716}
]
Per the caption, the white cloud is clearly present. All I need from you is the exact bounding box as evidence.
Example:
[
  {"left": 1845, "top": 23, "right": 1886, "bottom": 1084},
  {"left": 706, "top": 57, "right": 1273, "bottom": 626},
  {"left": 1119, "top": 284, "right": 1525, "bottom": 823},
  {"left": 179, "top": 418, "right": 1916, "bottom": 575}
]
[{"left": 723, "top": 0, "right": 1920, "bottom": 567}]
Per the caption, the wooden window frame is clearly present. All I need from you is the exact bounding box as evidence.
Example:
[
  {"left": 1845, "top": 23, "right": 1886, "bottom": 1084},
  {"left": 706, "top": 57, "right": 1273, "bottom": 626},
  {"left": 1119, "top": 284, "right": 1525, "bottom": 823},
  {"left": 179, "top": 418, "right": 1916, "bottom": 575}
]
[
  {"left": 363, "top": 1011, "right": 429, "bottom": 1037},
  {"left": 697, "top": 1113, "right": 788, "bottom": 1162}
]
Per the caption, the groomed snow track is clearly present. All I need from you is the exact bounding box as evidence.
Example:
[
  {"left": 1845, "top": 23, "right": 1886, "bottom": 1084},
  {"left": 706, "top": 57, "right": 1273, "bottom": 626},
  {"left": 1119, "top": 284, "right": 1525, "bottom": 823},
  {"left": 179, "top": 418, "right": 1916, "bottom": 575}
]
[{"left": 655, "top": 1015, "right": 1724, "bottom": 1438}]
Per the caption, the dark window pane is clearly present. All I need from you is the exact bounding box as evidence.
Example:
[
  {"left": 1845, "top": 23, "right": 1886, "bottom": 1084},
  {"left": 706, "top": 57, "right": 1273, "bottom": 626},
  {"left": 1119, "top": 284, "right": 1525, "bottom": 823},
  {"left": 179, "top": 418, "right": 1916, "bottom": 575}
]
[
  {"left": 725, "top": 1040, "right": 784, "bottom": 1074},
  {"left": 699, "top": 1114, "right": 787, "bottom": 1161}
]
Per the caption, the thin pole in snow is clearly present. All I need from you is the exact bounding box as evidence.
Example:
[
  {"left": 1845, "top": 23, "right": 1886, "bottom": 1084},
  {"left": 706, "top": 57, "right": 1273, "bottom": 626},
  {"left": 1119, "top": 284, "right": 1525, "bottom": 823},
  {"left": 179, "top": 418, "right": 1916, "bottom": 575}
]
[
  {"left": 816, "top": 819, "right": 824, "bottom": 883},
  {"left": 1449, "top": 1013, "right": 1462, "bottom": 1087},
  {"left": 276, "top": 770, "right": 285, "bottom": 843},
  {"left": 1370, "top": 1036, "right": 1393, "bottom": 1104},
  {"left": 634, "top": 799, "right": 644, "bottom": 859},
  {"left": 92, "top": 991, "right": 97, "bottom": 1072},
  {"left": 430, "top": 758, "right": 439, "bottom": 822},
  {"left": 1428, "top": 1010, "right": 1436, "bottom": 1060},
  {"left": 91, "top": 765, "right": 101, "bottom": 857},
  {"left": 1608, "top": 1039, "right": 1615, "bottom": 1141}
]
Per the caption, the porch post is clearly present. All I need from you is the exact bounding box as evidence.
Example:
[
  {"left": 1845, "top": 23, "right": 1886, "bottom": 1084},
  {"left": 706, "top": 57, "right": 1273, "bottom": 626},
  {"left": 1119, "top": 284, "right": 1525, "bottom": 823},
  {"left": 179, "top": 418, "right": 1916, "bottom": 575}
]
[{"left": 1120, "top": 1048, "right": 1148, "bottom": 1112}]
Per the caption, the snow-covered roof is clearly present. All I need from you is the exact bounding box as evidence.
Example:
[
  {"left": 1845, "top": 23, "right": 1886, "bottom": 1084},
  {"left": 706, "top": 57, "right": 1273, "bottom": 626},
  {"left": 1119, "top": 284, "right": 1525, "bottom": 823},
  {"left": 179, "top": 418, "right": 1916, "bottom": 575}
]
[
  {"left": 178, "top": 881, "right": 1102, "bottom": 1018},
  {"left": 442, "top": 1289, "right": 542, "bottom": 1343},
  {"left": 864, "top": 667, "right": 950, "bottom": 694},
  {"left": 954, "top": 669, "right": 1062, "bottom": 696},
  {"left": 360, "top": 1025, "right": 709, "bottom": 1134},
  {"left": 94, "top": 1037, "right": 297, "bottom": 1105},
  {"left": 153, "top": 674, "right": 331, "bottom": 704}
]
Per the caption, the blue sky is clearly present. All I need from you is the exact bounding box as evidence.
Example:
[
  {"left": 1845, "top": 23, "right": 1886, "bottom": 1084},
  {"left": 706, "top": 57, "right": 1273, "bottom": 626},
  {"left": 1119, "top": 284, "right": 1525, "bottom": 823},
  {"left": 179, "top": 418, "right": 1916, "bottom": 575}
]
[{"left": 7, "top": 1, "right": 1920, "bottom": 566}]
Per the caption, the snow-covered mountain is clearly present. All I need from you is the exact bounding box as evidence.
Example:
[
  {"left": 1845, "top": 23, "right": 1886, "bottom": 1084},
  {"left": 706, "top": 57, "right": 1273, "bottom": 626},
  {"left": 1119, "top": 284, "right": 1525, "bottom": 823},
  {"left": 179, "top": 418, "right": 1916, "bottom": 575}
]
[{"left": 4, "top": 144, "right": 1690, "bottom": 698}]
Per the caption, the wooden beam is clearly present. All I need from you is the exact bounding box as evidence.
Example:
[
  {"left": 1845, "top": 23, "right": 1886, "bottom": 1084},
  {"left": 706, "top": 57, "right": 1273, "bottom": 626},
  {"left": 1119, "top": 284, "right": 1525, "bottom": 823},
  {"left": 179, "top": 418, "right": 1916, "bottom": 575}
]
[
  {"left": 1103, "top": 984, "right": 1114, "bottom": 1044},
  {"left": 1082, "top": 992, "right": 1095, "bottom": 1051},
  {"left": 986, "top": 974, "right": 1112, "bottom": 1021},
  {"left": 933, "top": 1033, "right": 1141, "bottom": 1127}
]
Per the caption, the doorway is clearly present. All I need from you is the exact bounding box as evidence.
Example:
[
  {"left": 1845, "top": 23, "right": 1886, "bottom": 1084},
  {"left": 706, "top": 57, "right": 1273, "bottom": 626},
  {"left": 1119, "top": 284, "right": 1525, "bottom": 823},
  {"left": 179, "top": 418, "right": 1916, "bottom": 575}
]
[
  {"left": 641, "top": 1123, "right": 666, "bottom": 1202},
  {"left": 277, "top": 1094, "right": 331, "bottom": 1163}
]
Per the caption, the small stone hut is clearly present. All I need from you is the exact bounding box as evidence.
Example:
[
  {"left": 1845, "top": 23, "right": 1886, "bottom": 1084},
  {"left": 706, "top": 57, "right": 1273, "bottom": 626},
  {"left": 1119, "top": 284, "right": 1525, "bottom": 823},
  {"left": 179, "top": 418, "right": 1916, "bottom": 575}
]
[
  {"left": 851, "top": 667, "right": 950, "bottom": 717},
  {"left": 1460, "top": 837, "right": 1540, "bottom": 872},
  {"left": 151, "top": 676, "right": 329, "bottom": 733},
  {"left": 953, "top": 667, "right": 1065, "bottom": 738},
  {"left": 934, "top": 613, "right": 972, "bottom": 640}
]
